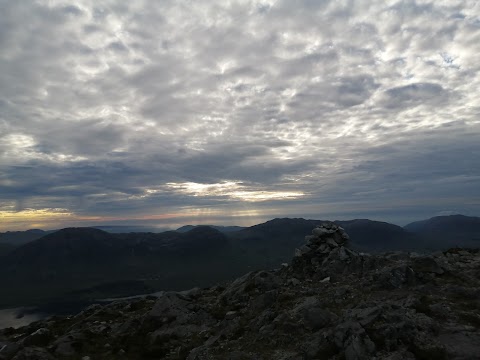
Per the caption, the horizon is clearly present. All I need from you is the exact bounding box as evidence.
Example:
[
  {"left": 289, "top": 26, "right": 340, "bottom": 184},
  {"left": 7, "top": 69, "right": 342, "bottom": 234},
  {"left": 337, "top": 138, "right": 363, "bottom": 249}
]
[
  {"left": 1, "top": 212, "right": 478, "bottom": 233},
  {"left": 1, "top": 1, "right": 480, "bottom": 231}
]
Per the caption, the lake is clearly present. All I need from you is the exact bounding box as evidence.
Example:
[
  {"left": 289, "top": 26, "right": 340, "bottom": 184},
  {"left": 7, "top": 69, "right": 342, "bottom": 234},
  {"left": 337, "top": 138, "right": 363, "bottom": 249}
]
[{"left": 0, "top": 307, "right": 48, "bottom": 329}]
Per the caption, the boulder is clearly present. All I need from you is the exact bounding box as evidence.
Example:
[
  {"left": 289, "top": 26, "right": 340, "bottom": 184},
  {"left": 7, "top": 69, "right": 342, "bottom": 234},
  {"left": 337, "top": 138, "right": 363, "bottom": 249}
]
[
  {"left": 11, "top": 347, "right": 55, "bottom": 360},
  {"left": 413, "top": 257, "right": 444, "bottom": 275},
  {"left": 22, "top": 328, "right": 52, "bottom": 347}
]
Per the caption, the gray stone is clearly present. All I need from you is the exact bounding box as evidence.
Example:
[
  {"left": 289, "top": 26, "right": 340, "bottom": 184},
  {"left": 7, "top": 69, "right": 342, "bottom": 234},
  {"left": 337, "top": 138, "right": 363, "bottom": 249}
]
[
  {"left": 318, "top": 243, "right": 329, "bottom": 253},
  {"left": 148, "top": 292, "right": 192, "bottom": 325},
  {"left": 0, "top": 342, "right": 20, "bottom": 359},
  {"left": 349, "top": 306, "right": 382, "bottom": 327},
  {"left": 326, "top": 238, "right": 339, "bottom": 248},
  {"left": 225, "top": 311, "right": 237, "bottom": 320},
  {"left": 287, "top": 278, "right": 301, "bottom": 286},
  {"left": 52, "top": 331, "right": 85, "bottom": 356},
  {"left": 252, "top": 290, "right": 278, "bottom": 312},
  {"left": 303, "top": 308, "right": 338, "bottom": 330},
  {"left": 11, "top": 347, "right": 55, "bottom": 360},
  {"left": 344, "top": 335, "right": 376, "bottom": 360},
  {"left": 385, "top": 266, "right": 416, "bottom": 288},
  {"left": 413, "top": 257, "right": 444, "bottom": 275},
  {"left": 312, "top": 227, "right": 334, "bottom": 237},
  {"left": 23, "top": 328, "right": 51, "bottom": 347},
  {"left": 338, "top": 247, "right": 349, "bottom": 261}
]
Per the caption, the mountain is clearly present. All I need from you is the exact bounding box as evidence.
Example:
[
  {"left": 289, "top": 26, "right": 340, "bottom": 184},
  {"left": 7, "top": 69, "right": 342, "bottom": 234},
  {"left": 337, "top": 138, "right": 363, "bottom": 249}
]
[
  {"left": 0, "top": 243, "right": 15, "bottom": 257},
  {"left": 404, "top": 215, "right": 480, "bottom": 248},
  {"left": 6, "top": 228, "right": 125, "bottom": 266},
  {"left": 92, "top": 225, "right": 170, "bottom": 233},
  {"left": 405, "top": 214, "right": 480, "bottom": 234},
  {"left": 0, "top": 226, "right": 234, "bottom": 308},
  {"left": 335, "top": 219, "right": 416, "bottom": 251},
  {"left": 231, "top": 217, "right": 417, "bottom": 252},
  {"left": 1, "top": 224, "right": 479, "bottom": 359},
  {"left": 0, "top": 229, "right": 51, "bottom": 246},
  {"left": 176, "top": 224, "right": 245, "bottom": 233},
  {"left": 2, "top": 216, "right": 478, "bottom": 309}
]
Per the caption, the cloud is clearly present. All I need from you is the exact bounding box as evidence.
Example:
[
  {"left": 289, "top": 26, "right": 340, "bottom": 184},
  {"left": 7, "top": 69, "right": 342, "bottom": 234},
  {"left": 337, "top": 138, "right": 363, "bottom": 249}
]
[
  {"left": 380, "top": 82, "right": 450, "bottom": 109},
  {"left": 0, "top": 0, "right": 479, "bottom": 230}
]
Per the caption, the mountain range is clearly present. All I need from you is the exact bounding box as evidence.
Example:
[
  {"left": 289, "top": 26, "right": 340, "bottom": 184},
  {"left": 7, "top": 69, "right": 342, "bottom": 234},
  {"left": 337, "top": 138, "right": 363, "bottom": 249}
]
[
  {"left": 2, "top": 222, "right": 479, "bottom": 359},
  {"left": 0, "top": 215, "right": 479, "bottom": 309}
]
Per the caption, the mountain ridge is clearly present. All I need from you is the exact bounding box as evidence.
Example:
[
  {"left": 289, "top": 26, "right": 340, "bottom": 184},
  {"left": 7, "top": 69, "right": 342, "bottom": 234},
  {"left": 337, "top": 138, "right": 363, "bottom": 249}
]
[{"left": 1, "top": 223, "right": 479, "bottom": 359}]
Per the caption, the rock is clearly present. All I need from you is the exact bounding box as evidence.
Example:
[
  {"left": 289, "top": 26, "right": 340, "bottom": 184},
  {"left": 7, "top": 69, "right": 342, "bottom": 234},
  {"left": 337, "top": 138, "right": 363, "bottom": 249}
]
[
  {"left": 338, "top": 247, "right": 349, "bottom": 261},
  {"left": 52, "top": 331, "right": 85, "bottom": 356},
  {"left": 317, "top": 243, "right": 328, "bottom": 253},
  {"left": 148, "top": 292, "right": 192, "bottom": 325},
  {"left": 252, "top": 290, "right": 278, "bottom": 312},
  {"left": 413, "top": 257, "right": 444, "bottom": 275},
  {"left": 222, "top": 270, "right": 281, "bottom": 302},
  {"left": 11, "top": 347, "right": 55, "bottom": 360},
  {"left": 347, "top": 306, "right": 382, "bottom": 327},
  {"left": 22, "top": 328, "right": 52, "bottom": 347},
  {"left": 333, "top": 320, "right": 365, "bottom": 348},
  {"left": 228, "top": 351, "right": 255, "bottom": 360},
  {"left": 287, "top": 278, "right": 301, "bottom": 286},
  {"left": 297, "top": 244, "right": 313, "bottom": 256},
  {"left": 303, "top": 308, "right": 338, "bottom": 330},
  {"left": 4, "top": 225, "right": 480, "bottom": 360},
  {"left": 303, "top": 334, "right": 336, "bottom": 359},
  {"left": 225, "top": 311, "right": 237, "bottom": 320},
  {"left": 383, "top": 266, "right": 416, "bottom": 288},
  {"left": 344, "top": 335, "right": 376, "bottom": 360},
  {"left": 312, "top": 227, "right": 334, "bottom": 237},
  {"left": 326, "top": 238, "right": 339, "bottom": 248},
  {"left": 0, "top": 342, "right": 20, "bottom": 359},
  {"left": 411, "top": 334, "right": 448, "bottom": 360}
]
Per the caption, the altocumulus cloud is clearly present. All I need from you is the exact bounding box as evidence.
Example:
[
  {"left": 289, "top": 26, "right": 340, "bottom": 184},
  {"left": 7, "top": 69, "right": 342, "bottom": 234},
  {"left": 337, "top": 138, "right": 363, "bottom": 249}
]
[{"left": 0, "top": 0, "right": 479, "bottom": 230}]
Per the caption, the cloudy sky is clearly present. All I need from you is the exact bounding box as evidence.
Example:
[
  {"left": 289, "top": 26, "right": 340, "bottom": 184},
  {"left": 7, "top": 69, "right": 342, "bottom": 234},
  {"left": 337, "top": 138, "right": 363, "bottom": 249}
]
[{"left": 1, "top": 0, "right": 479, "bottom": 230}]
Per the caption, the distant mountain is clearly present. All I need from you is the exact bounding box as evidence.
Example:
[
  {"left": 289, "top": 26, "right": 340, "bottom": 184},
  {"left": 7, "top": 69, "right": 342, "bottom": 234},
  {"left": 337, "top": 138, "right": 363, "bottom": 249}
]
[
  {"left": 3, "top": 215, "right": 479, "bottom": 309},
  {"left": 405, "top": 214, "right": 480, "bottom": 234},
  {"left": 176, "top": 224, "right": 245, "bottom": 233},
  {"left": 0, "top": 243, "right": 15, "bottom": 257},
  {"left": 0, "top": 229, "right": 52, "bottom": 246},
  {"left": 335, "top": 219, "right": 416, "bottom": 251},
  {"left": 0, "top": 226, "right": 233, "bottom": 308},
  {"left": 6, "top": 228, "right": 125, "bottom": 266},
  {"left": 92, "top": 225, "right": 170, "bottom": 233},
  {"left": 231, "top": 217, "right": 417, "bottom": 252},
  {"left": 404, "top": 215, "right": 480, "bottom": 249}
]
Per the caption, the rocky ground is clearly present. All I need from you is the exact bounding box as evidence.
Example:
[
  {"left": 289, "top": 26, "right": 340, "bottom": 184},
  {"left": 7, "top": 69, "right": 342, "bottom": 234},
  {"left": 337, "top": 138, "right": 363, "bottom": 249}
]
[{"left": 1, "top": 223, "right": 480, "bottom": 360}]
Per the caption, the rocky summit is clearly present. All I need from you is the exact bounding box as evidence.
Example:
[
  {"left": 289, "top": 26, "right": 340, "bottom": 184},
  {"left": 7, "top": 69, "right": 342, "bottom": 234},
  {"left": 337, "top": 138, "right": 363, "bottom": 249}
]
[{"left": 1, "top": 224, "right": 480, "bottom": 360}]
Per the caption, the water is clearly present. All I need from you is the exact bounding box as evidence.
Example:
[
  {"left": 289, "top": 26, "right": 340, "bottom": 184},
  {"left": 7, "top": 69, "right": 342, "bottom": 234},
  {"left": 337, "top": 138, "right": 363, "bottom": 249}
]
[
  {"left": 0, "top": 307, "right": 48, "bottom": 329},
  {"left": 0, "top": 300, "right": 93, "bottom": 330},
  {"left": 0, "top": 292, "right": 165, "bottom": 330}
]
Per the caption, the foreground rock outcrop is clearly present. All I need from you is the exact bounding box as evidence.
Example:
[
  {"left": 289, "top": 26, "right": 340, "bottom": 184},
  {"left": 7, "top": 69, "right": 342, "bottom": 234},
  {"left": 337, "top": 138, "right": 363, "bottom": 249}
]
[{"left": 1, "top": 223, "right": 480, "bottom": 359}]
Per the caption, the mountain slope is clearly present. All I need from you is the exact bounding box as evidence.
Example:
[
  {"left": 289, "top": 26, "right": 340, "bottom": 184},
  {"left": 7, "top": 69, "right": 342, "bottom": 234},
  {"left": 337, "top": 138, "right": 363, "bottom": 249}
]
[
  {"left": 176, "top": 225, "right": 245, "bottom": 233},
  {"left": 335, "top": 219, "right": 416, "bottom": 251},
  {"left": 1, "top": 224, "right": 479, "bottom": 359},
  {"left": 404, "top": 215, "right": 480, "bottom": 249},
  {"left": 405, "top": 214, "right": 480, "bottom": 233},
  {"left": 6, "top": 228, "right": 124, "bottom": 266},
  {"left": 0, "top": 229, "right": 50, "bottom": 246}
]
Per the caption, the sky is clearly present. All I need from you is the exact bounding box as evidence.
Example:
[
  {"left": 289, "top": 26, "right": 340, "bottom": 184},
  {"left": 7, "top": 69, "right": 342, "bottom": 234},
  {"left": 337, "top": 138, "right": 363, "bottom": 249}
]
[{"left": 1, "top": 0, "right": 480, "bottom": 231}]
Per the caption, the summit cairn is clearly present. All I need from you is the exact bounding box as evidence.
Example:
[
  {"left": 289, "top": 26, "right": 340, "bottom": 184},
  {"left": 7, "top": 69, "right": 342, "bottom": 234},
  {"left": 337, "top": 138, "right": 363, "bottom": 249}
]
[{"left": 290, "top": 222, "right": 363, "bottom": 280}]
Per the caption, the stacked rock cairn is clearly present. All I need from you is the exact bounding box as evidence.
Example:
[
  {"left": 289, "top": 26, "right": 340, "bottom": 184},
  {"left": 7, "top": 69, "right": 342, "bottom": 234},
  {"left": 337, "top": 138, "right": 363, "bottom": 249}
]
[
  {"left": 290, "top": 223, "right": 359, "bottom": 279},
  {"left": 298, "top": 222, "right": 350, "bottom": 256}
]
